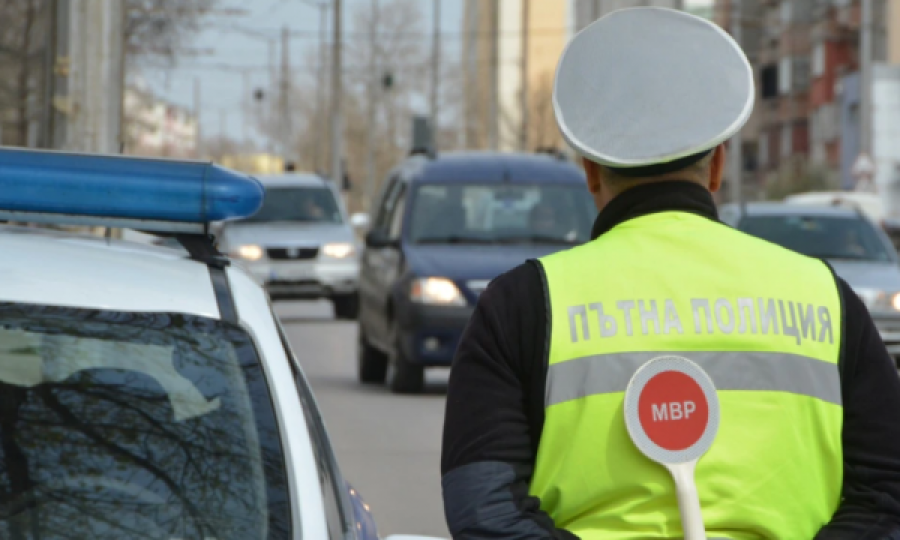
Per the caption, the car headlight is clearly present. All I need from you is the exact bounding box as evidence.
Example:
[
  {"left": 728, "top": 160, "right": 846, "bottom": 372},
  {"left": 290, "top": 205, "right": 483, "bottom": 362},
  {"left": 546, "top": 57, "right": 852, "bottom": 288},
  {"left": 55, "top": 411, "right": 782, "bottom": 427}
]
[
  {"left": 322, "top": 242, "right": 355, "bottom": 259},
  {"left": 410, "top": 277, "right": 465, "bottom": 306},
  {"left": 872, "top": 290, "right": 900, "bottom": 312},
  {"left": 231, "top": 244, "right": 264, "bottom": 261}
]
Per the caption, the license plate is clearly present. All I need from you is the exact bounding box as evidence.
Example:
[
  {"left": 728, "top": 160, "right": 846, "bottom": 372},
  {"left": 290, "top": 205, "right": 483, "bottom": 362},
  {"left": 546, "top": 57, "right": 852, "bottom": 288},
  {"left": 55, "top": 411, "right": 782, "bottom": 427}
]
[{"left": 271, "top": 266, "right": 313, "bottom": 280}]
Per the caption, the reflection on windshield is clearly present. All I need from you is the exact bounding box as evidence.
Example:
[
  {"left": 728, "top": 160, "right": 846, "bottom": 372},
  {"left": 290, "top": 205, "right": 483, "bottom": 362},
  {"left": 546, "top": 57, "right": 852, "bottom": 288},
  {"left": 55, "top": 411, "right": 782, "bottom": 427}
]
[
  {"left": 244, "top": 186, "right": 342, "bottom": 224},
  {"left": 0, "top": 305, "right": 290, "bottom": 540},
  {"left": 410, "top": 183, "right": 596, "bottom": 245},
  {"left": 739, "top": 215, "right": 894, "bottom": 262}
]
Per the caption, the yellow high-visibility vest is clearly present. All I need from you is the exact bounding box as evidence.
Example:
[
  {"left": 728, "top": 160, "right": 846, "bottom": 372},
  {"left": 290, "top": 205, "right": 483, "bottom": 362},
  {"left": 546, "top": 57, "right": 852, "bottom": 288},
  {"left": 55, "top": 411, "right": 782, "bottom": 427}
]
[{"left": 532, "top": 211, "right": 843, "bottom": 540}]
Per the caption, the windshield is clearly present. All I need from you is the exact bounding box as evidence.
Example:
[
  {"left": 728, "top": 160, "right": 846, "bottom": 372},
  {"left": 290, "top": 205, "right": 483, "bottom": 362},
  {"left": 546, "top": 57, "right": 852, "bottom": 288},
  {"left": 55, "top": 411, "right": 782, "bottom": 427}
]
[
  {"left": 738, "top": 214, "right": 895, "bottom": 262},
  {"left": 244, "top": 186, "right": 342, "bottom": 224},
  {"left": 0, "top": 305, "right": 290, "bottom": 540},
  {"left": 409, "top": 183, "right": 596, "bottom": 245}
]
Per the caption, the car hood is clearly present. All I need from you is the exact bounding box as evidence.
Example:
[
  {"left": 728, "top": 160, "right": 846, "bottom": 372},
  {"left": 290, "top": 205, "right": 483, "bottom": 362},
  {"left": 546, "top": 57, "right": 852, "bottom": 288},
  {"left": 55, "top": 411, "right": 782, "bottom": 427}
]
[
  {"left": 405, "top": 244, "right": 568, "bottom": 282},
  {"left": 220, "top": 222, "right": 355, "bottom": 248},
  {"left": 828, "top": 260, "right": 900, "bottom": 295}
]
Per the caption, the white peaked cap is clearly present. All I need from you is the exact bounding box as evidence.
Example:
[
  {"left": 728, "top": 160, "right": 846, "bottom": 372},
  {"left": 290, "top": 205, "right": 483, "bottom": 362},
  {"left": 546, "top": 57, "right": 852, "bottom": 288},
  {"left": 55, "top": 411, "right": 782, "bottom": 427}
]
[{"left": 553, "top": 7, "right": 754, "bottom": 176}]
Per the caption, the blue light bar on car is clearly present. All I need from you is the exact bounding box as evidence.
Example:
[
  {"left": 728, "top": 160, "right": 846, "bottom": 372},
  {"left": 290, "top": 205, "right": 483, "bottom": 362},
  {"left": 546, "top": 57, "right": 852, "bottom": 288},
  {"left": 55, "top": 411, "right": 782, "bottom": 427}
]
[{"left": 0, "top": 147, "right": 264, "bottom": 233}]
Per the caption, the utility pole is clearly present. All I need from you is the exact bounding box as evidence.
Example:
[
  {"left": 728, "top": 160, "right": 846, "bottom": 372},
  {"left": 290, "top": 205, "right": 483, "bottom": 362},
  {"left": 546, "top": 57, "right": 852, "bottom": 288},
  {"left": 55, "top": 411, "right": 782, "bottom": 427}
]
[
  {"left": 315, "top": 3, "right": 329, "bottom": 172},
  {"left": 488, "top": 0, "right": 499, "bottom": 151},
  {"left": 520, "top": 0, "right": 529, "bottom": 151},
  {"left": 194, "top": 77, "right": 203, "bottom": 159},
  {"left": 430, "top": 0, "right": 441, "bottom": 148},
  {"left": 364, "top": 0, "right": 380, "bottom": 211},
  {"left": 730, "top": 0, "right": 744, "bottom": 206},
  {"left": 67, "top": 0, "right": 125, "bottom": 154},
  {"left": 40, "top": 0, "right": 59, "bottom": 148},
  {"left": 330, "top": 0, "right": 344, "bottom": 184},
  {"left": 241, "top": 70, "right": 250, "bottom": 144},
  {"left": 860, "top": 0, "right": 873, "bottom": 159},
  {"left": 280, "top": 25, "right": 292, "bottom": 161}
]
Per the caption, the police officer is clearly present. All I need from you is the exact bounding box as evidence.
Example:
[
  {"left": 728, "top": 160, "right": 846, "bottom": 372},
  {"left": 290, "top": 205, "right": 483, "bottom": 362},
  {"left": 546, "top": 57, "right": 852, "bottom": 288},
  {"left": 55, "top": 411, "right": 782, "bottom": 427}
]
[{"left": 441, "top": 7, "right": 900, "bottom": 539}]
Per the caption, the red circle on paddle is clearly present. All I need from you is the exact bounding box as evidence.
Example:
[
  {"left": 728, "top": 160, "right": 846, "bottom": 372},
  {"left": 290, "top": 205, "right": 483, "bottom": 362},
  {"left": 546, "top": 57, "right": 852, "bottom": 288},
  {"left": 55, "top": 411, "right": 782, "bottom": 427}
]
[{"left": 637, "top": 370, "right": 709, "bottom": 451}]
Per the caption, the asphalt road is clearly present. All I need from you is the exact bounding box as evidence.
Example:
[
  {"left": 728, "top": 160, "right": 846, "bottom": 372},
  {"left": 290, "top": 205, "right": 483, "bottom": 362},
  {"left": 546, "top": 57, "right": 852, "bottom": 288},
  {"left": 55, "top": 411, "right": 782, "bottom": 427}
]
[{"left": 275, "top": 300, "right": 451, "bottom": 539}]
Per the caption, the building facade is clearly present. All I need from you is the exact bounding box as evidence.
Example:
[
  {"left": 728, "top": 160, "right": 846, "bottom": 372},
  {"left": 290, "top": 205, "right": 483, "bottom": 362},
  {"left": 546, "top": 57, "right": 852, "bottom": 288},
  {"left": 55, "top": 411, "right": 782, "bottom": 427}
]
[
  {"left": 123, "top": 85, "right": 199, "bottom": 159},
  {"left": 713, "top": 0, "right": 900, "bottom": 198},
  {"left": 461, "top": 0, "right": 569, "bottom": 152}
]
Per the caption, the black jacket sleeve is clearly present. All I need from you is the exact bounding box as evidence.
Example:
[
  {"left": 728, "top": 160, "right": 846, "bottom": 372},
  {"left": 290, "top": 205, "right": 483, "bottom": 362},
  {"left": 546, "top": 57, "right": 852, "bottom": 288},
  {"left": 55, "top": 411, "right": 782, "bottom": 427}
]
[
  {"left": 814, "top": 278, "right": 900, "bottom": 539},
  {"left": 440, "top": 262, "right": 576, "bottom": 539}
]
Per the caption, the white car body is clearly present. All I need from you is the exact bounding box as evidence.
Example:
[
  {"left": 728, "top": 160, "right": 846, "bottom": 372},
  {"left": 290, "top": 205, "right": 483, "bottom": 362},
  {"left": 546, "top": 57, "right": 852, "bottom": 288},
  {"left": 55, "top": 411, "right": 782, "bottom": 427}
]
[{"left": 0, "top": 225, "right": 443, "bottom": 540}]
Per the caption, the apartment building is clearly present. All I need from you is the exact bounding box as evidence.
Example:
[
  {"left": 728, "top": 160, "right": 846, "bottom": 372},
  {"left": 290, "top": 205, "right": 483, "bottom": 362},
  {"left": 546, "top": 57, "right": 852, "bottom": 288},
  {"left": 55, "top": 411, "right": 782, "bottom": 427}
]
[{"left": 714, "top": 0, "right": 900, "bottom": 195}]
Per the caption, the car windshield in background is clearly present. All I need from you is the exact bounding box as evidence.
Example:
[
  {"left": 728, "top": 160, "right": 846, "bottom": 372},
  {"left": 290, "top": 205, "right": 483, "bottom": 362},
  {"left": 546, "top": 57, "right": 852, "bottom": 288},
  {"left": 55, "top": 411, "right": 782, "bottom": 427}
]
[
  {"left": 244, "top": 186, "right": 342, "bottom": 224},
  {"left": 738, "top": 214, "right": 894, "bottom": 262},
  {"left": 0, "top": 305, "right": 290, "bottom": 540},
  {"left": 410, "top": 183, "right": 596, "bottom": 245}
]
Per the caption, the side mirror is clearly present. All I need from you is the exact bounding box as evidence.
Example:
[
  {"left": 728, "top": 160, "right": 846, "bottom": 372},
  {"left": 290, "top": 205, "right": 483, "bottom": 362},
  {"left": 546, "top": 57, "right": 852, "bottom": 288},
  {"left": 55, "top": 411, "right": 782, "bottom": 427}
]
[
  {"left": 384, "top": 536, "right": 448, "bottom": 540},
  {"left": 350, "top": 212, "right": 370, "bottom": 230},
  {"left": 365, "top": 230, "right": 398, "bottom": 248}
]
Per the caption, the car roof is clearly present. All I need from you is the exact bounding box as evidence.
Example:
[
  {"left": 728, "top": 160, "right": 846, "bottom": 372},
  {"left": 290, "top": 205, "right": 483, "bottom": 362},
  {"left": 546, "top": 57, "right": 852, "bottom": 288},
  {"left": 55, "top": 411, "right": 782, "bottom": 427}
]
[
  {"left": 0, "top": 226, "right": 223, "bottom": 318},
  {"left": 404, "top": 151, "right": 586, "bottom": 186},
  {"left": 255, "top": 173, "right": 330, "bottom": 188},
  {"left": 720, "top": 201, "right": 862, "bottom": 218}
]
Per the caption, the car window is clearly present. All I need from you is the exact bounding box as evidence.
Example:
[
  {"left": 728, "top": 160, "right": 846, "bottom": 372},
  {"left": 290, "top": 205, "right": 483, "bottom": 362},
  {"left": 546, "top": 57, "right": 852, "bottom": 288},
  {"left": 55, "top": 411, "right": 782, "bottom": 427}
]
[
  {"left": 243, "top": 186, "right": 343, "bottom": 225},
  {"left": 373, "top": 176, "right": 403, "bottom": 234},
  {"left": 738, "top": 214, "right": 896, "bottom": 262},
  {"left": 0, "top": 305, "right": 291, "bottom": 540},
  {"left": 409, "top": 183, "right": 596, "bottom": 245},
  {"left": 388, "top": 185, "right": 408, "bottom": 240}
]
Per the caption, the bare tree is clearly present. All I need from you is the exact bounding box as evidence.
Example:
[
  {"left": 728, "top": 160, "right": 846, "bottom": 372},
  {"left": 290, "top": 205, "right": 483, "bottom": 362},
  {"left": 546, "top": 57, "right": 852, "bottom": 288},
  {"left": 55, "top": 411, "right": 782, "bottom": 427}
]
[
  {"left": 0, "top": 0, "right": 48, "bottom": 147},
  {"left": 526, "top": 71, "right": 564, "bottom": 152},
  {"left": 0, "top": 0, "right": 221, "bottom": 148},
  {"left": 124, "top": 0, "right": 221, "bottom": 67},
  {"left": 254, "top": 0, "right": 441, "bottom": 212}
]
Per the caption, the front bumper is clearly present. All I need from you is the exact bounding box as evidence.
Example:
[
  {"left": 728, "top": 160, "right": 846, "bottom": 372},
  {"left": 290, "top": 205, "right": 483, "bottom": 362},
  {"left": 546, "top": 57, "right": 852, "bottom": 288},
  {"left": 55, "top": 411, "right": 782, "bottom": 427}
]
[
  {"left": 873, "top": 314, "right": 900, "bottom": 361},
  {"left": 397, "top": 303, "right": 476, "bottom": 366},
  {"left": 241, "top": 258, "right": 359, "bottom": 299}
]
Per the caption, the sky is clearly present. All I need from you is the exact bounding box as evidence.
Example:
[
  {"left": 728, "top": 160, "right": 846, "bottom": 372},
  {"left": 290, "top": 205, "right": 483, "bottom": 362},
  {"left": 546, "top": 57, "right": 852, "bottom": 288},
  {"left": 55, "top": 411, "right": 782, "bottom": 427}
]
[{"left": 141, "top": 0, "right": 712, "bottom": 145}]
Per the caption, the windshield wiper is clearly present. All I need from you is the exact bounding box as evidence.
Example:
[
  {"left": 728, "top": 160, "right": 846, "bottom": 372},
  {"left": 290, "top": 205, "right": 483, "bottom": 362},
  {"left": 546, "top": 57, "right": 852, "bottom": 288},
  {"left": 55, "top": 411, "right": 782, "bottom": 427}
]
[
  {"left": 496, "top": 234, "right": 579, "bottom": 245},
  {"left": 415, "top": 235, "right": 496, "bottom": 245},
  {"left": 811, "top": 253, "right": 877, "bottom": 261}
]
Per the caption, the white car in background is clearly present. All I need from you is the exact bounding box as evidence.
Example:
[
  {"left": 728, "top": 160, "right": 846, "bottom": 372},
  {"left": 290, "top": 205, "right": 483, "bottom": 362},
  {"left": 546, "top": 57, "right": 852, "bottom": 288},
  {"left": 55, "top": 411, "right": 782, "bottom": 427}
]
[
  {"left": 0, "top": 146, "right": 443, "bottom": 540},
  {"left": 216, "top": 173, "right": 366, "bottom": 319}
]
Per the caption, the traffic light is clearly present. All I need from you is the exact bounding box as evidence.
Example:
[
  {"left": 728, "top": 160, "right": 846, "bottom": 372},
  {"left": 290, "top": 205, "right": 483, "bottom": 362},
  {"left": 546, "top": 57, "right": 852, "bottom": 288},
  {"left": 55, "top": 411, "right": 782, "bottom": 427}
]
[{"left": 382, "top": 71, "right": 394, "bottom": 90}]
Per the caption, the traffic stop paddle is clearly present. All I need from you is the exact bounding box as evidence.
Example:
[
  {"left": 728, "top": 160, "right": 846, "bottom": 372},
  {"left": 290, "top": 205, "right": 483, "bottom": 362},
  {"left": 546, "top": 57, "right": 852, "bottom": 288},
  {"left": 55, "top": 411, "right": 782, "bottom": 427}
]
[{"left": 623, "top": 355, "right": 720, "bottom": 540}]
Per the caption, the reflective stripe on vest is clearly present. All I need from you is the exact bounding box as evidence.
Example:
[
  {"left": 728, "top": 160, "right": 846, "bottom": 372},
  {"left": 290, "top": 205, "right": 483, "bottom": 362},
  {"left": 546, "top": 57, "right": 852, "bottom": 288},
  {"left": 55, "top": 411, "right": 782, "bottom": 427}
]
[
  {"left": 531, "top": 212, "right": 843, "bottom": 540},
  {"left": 546, "top": 350, "right": 841, "bottom": 407}
]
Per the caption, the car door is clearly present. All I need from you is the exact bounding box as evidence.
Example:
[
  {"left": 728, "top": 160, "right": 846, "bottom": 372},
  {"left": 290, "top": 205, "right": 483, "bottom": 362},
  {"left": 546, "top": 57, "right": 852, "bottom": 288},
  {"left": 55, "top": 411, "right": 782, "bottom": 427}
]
[
  {"left": 360, "top": 175, "right": 404, "bottom": 343},
  {"left": 378, "top": 181, "right": 409, "bottom": 337}
]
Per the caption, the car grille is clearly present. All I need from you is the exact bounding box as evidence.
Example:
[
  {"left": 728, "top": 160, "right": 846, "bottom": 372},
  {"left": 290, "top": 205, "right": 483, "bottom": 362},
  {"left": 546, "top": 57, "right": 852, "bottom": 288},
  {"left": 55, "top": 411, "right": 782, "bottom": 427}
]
[{"left": 267, "top": 247, "right": 319, "bottom": 260}]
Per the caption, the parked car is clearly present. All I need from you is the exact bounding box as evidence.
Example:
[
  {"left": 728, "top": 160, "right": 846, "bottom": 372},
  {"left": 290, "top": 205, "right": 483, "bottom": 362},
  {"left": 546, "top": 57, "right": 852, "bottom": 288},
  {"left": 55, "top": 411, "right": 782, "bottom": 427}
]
[
  {"left": 720, "top": 202, "right": 900, "bottom": 364},
  {"left": 216, "top": 172, "right": 363, "bottom": 319},
  {"left": 357, "top": 151, "right": 596, "bottom": 393},
  {"left": 0, "top": 146, "right": 443, "bottom": 540}
]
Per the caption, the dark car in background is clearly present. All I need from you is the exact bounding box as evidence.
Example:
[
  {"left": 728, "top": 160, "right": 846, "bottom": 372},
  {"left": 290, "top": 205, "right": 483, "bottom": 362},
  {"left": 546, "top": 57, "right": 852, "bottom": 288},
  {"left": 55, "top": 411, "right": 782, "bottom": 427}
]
[
  {"left": 356, "top": 151, "right": 596, "bottom": 393},
  {"left": 721, "top": 202, "right": 900, "bottom": 365}
]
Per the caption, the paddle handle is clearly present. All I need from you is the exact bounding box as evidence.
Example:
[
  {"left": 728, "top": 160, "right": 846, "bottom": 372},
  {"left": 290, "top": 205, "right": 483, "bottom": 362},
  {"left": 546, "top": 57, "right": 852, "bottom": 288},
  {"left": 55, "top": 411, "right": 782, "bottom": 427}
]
[{"left": 667, "top": 461, "right": 706, "bottom": 540}]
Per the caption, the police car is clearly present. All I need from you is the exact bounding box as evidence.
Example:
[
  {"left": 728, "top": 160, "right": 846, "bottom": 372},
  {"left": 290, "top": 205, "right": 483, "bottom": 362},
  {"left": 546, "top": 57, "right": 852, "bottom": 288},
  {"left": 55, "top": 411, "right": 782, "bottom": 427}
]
[{"left": 0, "top": 147, "right": 444, "bottom": 540}]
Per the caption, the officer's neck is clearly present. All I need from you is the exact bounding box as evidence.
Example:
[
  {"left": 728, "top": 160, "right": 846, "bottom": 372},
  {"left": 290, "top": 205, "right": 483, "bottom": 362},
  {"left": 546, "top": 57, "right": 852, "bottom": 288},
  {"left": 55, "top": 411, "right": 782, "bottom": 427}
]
[{"left": 590, "top": 180, "right": 718, "bottom": 240}]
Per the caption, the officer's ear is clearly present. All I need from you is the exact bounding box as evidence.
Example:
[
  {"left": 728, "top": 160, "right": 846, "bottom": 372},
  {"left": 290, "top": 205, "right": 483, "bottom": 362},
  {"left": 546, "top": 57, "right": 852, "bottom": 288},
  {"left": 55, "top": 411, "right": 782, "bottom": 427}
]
[
  {"left": 581, "top": 157, "right": 602, "bottom": 194},
  {"left": 708, "top": 144, "right": 726, "bottom": 194}
]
